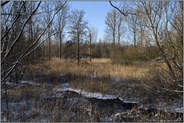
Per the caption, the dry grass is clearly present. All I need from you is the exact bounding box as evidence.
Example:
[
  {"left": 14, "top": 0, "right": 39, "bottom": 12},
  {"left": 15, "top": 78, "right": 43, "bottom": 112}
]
[
  {"left": 30, "top": 58, "right": 150, "bottom": 80},
  {"left": 3, "top": 58, "right": 182, "bottom": 122},
  {"left": 90, "top": 58, "right": 112, "bottom": 63},
  {"left": 26, "top": 58, "right": 179, "bottom": 103},
  {"left": 71, "top": 79, "right": 111, "bottom": 94},
  {"left": 26, "top": 58, "right": 150, "bottom": 96}
]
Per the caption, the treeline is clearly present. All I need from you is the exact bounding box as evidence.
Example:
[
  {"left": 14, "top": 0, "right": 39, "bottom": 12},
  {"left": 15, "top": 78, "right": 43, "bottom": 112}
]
[{"left": 40, "top": 41, "right": 159, "bottom": 62}]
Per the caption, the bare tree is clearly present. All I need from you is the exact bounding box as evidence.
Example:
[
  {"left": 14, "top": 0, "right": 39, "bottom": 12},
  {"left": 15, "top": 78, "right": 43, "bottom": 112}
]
[
  {"left": 139, "top": 1, "right": 183, "bottom": 91},
  {"left": 42, "top": 2, "right": 53, "bottom": 60},
  {"left": 1, "top": 1, "right": 67, "bottom": 120},
  {"left": 117, "top": 12, "right": 123, "bottom": 48},
  {"left": 25, "top": 2, "right": 42, "bottom": 62},
  {"left": 86, "top": 26, "right": 98, "bottom": 62},
  {"left": 105, "top": 9, "right": 117, "bottom": 56},
  {"left": 110, "top": 1, "right": 183, "bottom": 92},
  {"left": 105, "top": 8, "right": 124, "bottom": 57},
  {"left": 127, "top": 14, "right": 138, "bottom": 48},
  {"left": 1, "top": 2, "right": 41, "bottom": 120},
  {"left": 86, "top": 27, "right": 92, "bottom": 62},
  {"left": 68, "top": 9, "right": 88, "bottom": 66},
  {"left": 55, "top": 2, "right": 69, "bottom": 60}
]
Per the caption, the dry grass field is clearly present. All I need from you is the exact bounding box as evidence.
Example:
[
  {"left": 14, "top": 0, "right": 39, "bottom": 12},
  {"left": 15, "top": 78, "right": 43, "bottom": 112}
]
[
  {"left": 31, "top": 58, "right": 150, "bottom": 79},
  {"left": 25, "top": 58, "right": 178, "bottom": 103},
  {"left": 2, "top": 58, "right": 182, "bottom": 122}
]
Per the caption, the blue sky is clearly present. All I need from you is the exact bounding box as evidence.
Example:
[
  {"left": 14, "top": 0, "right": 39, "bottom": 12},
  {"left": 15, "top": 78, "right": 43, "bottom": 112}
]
[{"left": 68, "top": 1, "right": 113, "bottom": 41}]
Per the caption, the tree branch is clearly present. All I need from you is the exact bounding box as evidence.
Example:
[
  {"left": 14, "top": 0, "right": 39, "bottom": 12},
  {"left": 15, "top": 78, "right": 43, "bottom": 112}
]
[
  {"left": 1, "top": 1, "right": 9, "bottom": 6},
  {"left": 1, "top": 2, "right": 26, "bottom": 42},
  {"left": 1, "top": 1, "right": 67, "bottom": 83},
  {"left": 109, "top": 1, "right": 135, "bottom": 16},
  {"left": 1, "top": 1, "right": 41, "bottom": 65}
]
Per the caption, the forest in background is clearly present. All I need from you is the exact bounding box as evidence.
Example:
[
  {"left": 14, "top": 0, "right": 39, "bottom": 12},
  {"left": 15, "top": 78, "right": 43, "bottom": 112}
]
[{"left": 1, "top": 1, "right": 183, "bottom": 122}]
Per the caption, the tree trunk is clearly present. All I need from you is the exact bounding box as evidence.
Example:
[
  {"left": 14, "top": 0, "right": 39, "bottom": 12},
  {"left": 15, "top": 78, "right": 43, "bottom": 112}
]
[
  {"left": 89, "top": 32, "right": 92, "bottom": 62},
  {"left": 59, "top": 31, "right": 62, "bottom": 60},
  {"left": 48, "top": 27, "right": 51, "bottom": 60},
  {"left": 118, "top": 25, "right": 121, "bottom": 48},
  {"left": 133, "top": 30, "right": 136, "bottom": 48},
  {"left": 77, "top": 33, "right": 80, "bottom": 66},
  {"left": 112, "top": 31, "right": 115, "bottom": 56}
]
